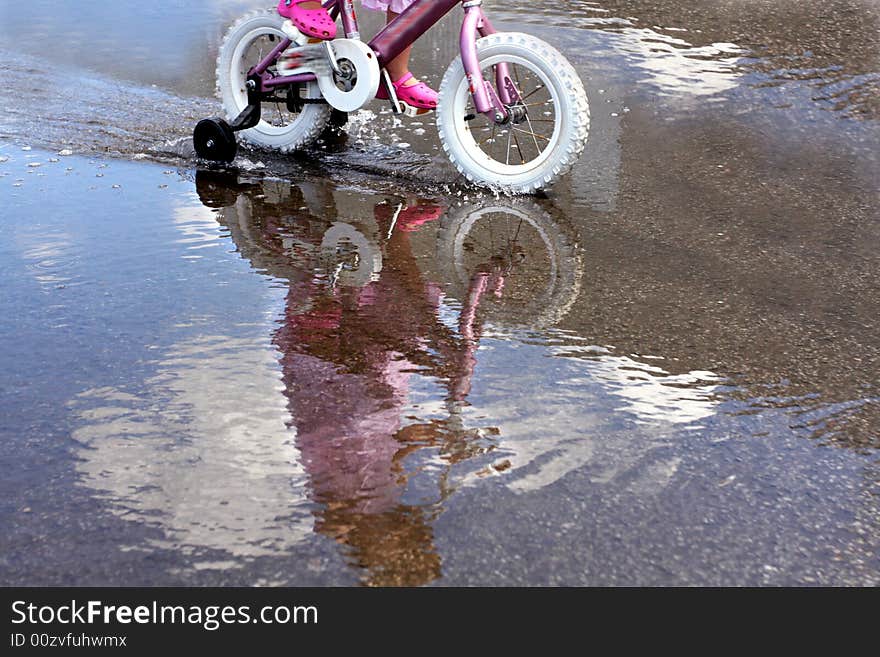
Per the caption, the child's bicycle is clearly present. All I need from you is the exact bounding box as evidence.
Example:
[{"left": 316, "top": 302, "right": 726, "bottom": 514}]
[{"left": 193, "top": 0, "right": 590, "bottom": 192}]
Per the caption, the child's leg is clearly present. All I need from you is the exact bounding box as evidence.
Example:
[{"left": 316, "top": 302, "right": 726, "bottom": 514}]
[
  {"left": 384, "top": 10, "right": 417, "bottom": 87},
  {"left": 375, "top": 7, "right": 438, "bottom": 108}
]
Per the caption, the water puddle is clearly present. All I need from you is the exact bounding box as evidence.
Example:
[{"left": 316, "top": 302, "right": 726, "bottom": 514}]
[{"left": 3, "top": 149, "right": 877, "bottom": 584}]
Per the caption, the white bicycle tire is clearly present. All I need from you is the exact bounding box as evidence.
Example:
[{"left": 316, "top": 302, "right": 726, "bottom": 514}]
[
  {"left": 216, "top": 9, "right": 331, "bottom": 151},
  {"left": 437, "top": 33, "right": 589, "bottom": 193}
]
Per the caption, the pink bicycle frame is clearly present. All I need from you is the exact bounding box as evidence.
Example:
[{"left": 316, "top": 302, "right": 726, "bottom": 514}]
[{"left": 261, "top": 0, "right": 511, "bottom": 120}]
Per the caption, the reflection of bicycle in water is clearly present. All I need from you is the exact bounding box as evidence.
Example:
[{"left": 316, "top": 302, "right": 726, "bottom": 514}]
[
  {"left": 196, "top": 170, "right": 583, "bottom": 585},
  {"left": 431, "top": 200, "right": 582, "bottom": 330},
  {"left": 198, "top": 171, "right": 582, "bottom": 328}
]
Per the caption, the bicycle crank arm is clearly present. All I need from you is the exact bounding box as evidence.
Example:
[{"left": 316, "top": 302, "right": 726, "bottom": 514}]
[{"left": 381, "top": 69, "right": 402, "bottom": 115}]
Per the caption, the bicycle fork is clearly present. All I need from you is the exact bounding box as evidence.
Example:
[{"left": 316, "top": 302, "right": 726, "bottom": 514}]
[{"left": 460, "top": 1, "right": 514, "bottom": 124}]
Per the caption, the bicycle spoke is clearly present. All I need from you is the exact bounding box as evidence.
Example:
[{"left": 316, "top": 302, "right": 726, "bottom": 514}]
[
  {"left": 473, "top": 59, "right": 557, "bottom": 167},
  {"left": 519, "top": 85, "right": 545, "bottom": 102},
  {"left": 478, "top": 123, "right": 497, "bottom": 147},
  {"left": 512, "top": 127, "right": 550, "bottom": 142},
  {"left": 522, "top": 111, "right": 542, "bottom": 154},
  {"left": 512, "top": 218, "right": 524, "bottom": 245},
  {"left": 511, "top": 129, "right": 526, "bottom": 163}
]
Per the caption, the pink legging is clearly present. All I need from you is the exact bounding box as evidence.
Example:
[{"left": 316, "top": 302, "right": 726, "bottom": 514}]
[{"left": 360, "top": 0, "right": 416, "bottom": 13}]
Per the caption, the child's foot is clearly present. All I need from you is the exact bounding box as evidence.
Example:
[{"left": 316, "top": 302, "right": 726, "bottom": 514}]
[
  {"left": 278, "top": 0, "right": 337, "bottom": 40},
  {"left": 375, "top": 200, "right": 444, "bottom": 232},
  {"left": 376, "top": 72, "right": 438, "bottom": 110}
]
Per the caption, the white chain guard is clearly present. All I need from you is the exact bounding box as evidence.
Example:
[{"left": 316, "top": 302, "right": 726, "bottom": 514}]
[{"left": 278, "top": 38, "right": 379, "bottom": 113}]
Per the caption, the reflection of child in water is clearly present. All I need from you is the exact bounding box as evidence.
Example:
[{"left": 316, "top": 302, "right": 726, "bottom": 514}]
[
  {"left": 272, "top": 198, "right": 484, "bottom": 585},
  {"left": 197, "top": 171, "right": 528, "bottom": 583}
]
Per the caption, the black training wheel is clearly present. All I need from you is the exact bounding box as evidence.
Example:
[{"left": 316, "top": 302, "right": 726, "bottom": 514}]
[{"left": 193, "top": 118, "right": 237, "bottom": 163}]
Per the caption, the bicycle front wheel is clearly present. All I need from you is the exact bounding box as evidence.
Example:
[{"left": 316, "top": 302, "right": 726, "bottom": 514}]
[{"left": 437, "top": 33, "right": 589, "bottom": 193}]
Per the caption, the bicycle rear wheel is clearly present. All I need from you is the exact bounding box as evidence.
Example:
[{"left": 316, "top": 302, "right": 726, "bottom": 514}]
[{"left": 216, "top": 9, "right": 331, "bottom": 151}]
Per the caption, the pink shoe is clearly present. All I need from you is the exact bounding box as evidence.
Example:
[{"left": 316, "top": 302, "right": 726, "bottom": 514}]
[
  {"left": 277, "top": 0, "right": 337, "bottom": 40},
  {"left": 374, "top": 201, "right": 444, "bottom": 232},
  {"left": 376, "top": 72, "right": 438, "bottom": 110},
  {"left": 397, "top": 204, "right": 443, "bottom": 232}
]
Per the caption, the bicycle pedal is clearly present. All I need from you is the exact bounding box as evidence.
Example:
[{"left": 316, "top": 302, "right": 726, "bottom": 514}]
[{"left": 397, "top": 101, "right": 434, "bottom": 118}]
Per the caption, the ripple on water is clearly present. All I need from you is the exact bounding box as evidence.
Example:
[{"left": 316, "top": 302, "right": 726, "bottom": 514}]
[{"left": 68, "top": 334, "right": 314, "bottom": 561}]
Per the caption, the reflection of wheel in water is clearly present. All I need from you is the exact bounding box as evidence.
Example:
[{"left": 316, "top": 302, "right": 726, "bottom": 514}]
[
  {"left": 435, "top": 198, "right": 583, "bottom": 328},
  {"left": 319, "top": 222, "right": 383, "bottom": 288},
  {"left": 216, "top": 9, "right": 331, "bottom": 151},
  {"left": 196, "top": 174, "right": 378, "bottom": 289},
  {"left": 208, "top": 178, "right": 311, "bottom": 283}
]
